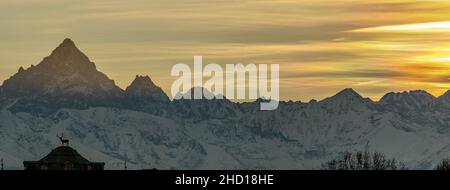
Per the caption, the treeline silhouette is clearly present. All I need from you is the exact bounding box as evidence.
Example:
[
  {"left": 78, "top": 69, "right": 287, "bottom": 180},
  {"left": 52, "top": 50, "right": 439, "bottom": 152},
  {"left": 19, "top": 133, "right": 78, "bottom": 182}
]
[
  {"left": 321, "top": 151, "right": 407, "bottom": 170},
  {"left": 435, "top": 159, "right": 450, "bottom": 170}
]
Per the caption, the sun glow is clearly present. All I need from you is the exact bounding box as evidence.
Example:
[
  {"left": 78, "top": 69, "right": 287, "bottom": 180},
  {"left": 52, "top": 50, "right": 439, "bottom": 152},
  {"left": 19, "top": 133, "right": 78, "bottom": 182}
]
[
  {"left": 352, "top": 21, "right": 450, "bottom": 33},
  {"left": 433, "top": 57, "right": 450, "bottom": 62}
]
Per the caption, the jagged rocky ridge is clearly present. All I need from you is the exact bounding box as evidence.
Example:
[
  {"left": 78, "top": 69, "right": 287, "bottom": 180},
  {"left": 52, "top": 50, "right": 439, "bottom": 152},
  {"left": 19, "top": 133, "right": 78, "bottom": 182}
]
[{"left": 0, "top": 39, "right": 449, "bottom": 169}]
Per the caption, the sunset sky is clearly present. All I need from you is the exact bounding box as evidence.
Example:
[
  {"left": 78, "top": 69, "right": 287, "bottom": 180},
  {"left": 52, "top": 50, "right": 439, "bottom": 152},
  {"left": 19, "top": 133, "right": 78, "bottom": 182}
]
[{"left": 0, "top": 0, "right": 449, "bottom": 101}]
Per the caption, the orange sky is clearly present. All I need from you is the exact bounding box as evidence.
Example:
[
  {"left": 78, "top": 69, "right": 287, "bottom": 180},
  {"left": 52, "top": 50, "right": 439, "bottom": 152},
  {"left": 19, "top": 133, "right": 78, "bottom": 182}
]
[{"left": 0, "top": 0, "right": 449, "bottom": 101}]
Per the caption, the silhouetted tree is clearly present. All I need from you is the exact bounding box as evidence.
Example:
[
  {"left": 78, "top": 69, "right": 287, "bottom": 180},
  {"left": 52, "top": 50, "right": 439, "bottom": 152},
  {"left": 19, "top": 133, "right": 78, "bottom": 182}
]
[
  {"left": 435, "top": 159, "right": 450, "bottom": 170},
  {"left": 322, "top": 151, "right": 407, "bottom": 170}
]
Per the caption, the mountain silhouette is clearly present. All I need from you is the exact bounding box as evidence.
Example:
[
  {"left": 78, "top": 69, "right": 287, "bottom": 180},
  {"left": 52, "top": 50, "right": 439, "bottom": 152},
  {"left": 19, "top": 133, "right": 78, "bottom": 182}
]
[
  {"left": 0, "top": 39, "right": 450, "bottom": 170},
  {"left": 319, "top": 88, "right": 372, "bottom": 112},
  {"left": 0, "top": 38, "right": 122, "bottom": 98},
  {"left": 0, "top": 39, "right": 167, "bottom": 115},
  {"left": 126, "top": 75, "right": 169, "bottom": 102},
  {"left": 379, "top": 90, "right": 435, "bottom": 111},
  {"left": 330, "top": 88, "right": 364, "bottom": 100},
  {"left": 0, "top": 38, "right": 448, "bottom": 117}
]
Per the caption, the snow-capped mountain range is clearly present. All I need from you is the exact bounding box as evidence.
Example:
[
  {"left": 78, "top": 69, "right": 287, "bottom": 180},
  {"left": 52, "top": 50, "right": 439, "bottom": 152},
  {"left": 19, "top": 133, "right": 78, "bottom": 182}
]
[{"left": 0, "top": 39, "right": 449, "bottom": 170}]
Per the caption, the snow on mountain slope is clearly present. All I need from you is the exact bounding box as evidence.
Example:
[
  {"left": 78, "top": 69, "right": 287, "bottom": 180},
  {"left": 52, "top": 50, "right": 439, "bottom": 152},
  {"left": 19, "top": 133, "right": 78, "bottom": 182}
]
[
  {"left": 170, "top": 105, "right": 450, "bottom": 170},
  {"left": 171, "top": 87, "right": 239, "bottom": 121},
  {"left": 1, "top": 88, "right": 450, "bottom": 170},
  {"left": 0, "top": 108, "right": 207, "bottom": 170}
]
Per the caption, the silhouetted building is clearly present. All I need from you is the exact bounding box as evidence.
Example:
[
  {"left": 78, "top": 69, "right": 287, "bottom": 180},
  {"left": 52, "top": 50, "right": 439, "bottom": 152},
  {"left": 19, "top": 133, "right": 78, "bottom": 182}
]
[{"left": 23, "top": 146, "right": 104, "bottom": 170}]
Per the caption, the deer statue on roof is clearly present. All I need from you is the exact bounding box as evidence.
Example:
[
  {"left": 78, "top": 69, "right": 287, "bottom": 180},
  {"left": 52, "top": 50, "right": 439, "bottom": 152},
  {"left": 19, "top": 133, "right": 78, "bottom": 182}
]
[{"left": 57, "top": 133, "right": 69, "bottom": 146}]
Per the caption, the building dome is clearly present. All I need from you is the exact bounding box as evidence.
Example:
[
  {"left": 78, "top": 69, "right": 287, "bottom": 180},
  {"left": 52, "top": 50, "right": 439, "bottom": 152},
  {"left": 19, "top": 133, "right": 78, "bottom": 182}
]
[{"left": 24, "top": 146, "right": 104, "bottom": 170}]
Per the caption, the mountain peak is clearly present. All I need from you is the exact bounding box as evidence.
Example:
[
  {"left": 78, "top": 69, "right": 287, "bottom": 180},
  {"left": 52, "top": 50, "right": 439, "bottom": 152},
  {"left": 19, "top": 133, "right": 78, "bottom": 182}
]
[
  {"left": 0, "top": 38, "right": 122, "bottom": 98},
  {"left": 320, "top": 88, "right": 368, "bottom": 106},
  {"left": 380, "top": 90, "right": 435, "bottom": 98},
  {"left": 40, "top": 38, "right": 92, "bottom": 70},
  {"left": 126, "top": 75, "right": 157, "bottom": 93},
  {"left": 380, "top": 90, "right": 435, "bottom": 102},
  {"left": 379, "top": 90, "right": 435, "bottom": 110},
  {"left": 125, "top": 75, "right": 169, "bottom": 102},
  {"left": 53, "top": 38, "right": 81, "bottom": 55},
  {"left": 61, "top": 38, "right": 76, "bottom": 48},
  {"left": 130, "top": 75, "right": 155, "bottom": 87},
  {"left": 334, "top": 88, "right": 363, "bottom": 99}
]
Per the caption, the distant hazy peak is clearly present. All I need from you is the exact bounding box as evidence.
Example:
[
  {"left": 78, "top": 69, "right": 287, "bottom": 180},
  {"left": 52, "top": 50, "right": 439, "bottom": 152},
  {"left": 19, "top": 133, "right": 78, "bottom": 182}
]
[
  {"left": 125, "top": 75, "right": 169, "bottom": 102},
  {"left": 318, "top": 88, "right": 371, "bottom": 108},
  {"left": 129, "top": 75, "right": 156, "bottom": 87},
  {"left": 330, "top": 88, "right": 364, "bottom": 100},
  {"left": 389, "top": 90, "right": 433, "bottom": 96},
  {"left": 380, "top": 90, "right": 435, "bottom": 103}
]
